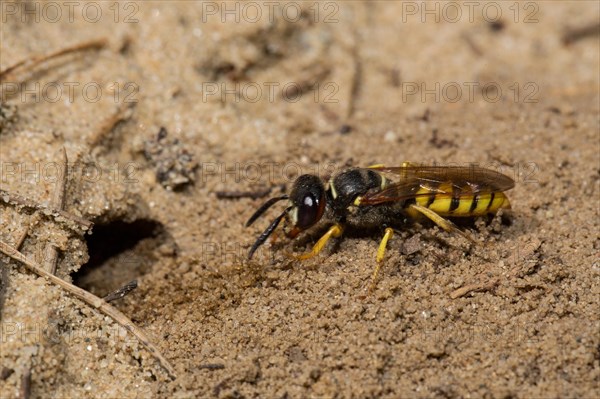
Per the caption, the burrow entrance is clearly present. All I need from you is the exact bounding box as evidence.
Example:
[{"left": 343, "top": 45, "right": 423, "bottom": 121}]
[{"left": 73, "top": 218, "right": 172, "bottom": 296}]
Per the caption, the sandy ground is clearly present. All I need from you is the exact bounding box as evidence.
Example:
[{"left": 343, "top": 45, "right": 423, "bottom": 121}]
[{"left": 1, "top": 1, "right": 599, "bottom": 398}]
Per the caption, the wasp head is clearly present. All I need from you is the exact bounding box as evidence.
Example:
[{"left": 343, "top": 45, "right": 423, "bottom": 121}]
[{"left": 246, "top": 174, "right": 326, "bottom": 259}]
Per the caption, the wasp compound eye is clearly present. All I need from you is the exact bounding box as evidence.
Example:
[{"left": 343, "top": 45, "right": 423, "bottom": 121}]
[
  {"left": 297, "top": 192, "right": 322, "bottom": 229},
  {"left": 289, "top": 175, "right": 326, "bottom": 230}
]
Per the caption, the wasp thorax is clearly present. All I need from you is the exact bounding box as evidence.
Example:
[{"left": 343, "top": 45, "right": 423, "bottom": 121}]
[{"left": 286, "top": 174, "right": 326, "bottom": 234}]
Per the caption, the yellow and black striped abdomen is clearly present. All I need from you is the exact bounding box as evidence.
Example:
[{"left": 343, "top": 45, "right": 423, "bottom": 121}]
[{"left": 412, "top": 183, "right": 510, "bottom": 217}]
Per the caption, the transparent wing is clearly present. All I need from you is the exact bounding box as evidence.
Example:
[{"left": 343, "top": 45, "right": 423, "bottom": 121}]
[{"left": 361, "top": 165, "right": 514, "bottom": 205}]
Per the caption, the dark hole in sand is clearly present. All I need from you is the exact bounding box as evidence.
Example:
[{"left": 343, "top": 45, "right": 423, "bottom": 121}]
[{"left": 73, "top": 219, "right": 166, "bottom": 295}]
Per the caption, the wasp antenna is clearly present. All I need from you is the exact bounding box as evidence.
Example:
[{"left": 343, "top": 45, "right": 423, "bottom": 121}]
[
  {"left": 248, "top": 208, "right": 289, "bottom": 259},
  {"left": 245, "top": 195, "right": 289, "bottom": 227}
]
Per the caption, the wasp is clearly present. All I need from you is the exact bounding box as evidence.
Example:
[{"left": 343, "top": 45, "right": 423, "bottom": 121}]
[{"left": 246, "top": 163, "right": 515, "bottom": 291}]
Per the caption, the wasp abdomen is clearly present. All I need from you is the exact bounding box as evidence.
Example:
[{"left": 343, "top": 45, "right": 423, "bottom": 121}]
[{"left": 412, "top": 183, "right": 510, "bottom": 217}]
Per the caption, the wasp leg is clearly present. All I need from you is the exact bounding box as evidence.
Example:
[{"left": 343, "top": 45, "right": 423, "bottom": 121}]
[
  {"left": 295, "top": 224, "right": 344, "bottom": 260},
  {"left": 368, "top": 227, "right": 394, "bottom": 293},
  {"left": 408, "top": 203, "right": 476, "bottom": 243}
]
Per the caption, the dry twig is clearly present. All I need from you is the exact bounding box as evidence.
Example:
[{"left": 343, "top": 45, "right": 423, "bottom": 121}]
[
  {"left": 18, "top": 368, "right": 31, "bottom": 399},
  {"left": 450, "top": 278, "right": 499, "bottom": 299},
  {"left": 88, "top": 102, "right": 135, "bottom": 149},
  {"left": 0, "top": 39, "right": 107, "bottom": 83},
  {"left": 199, "top": 363, "right": 225, "bottom": 370},
  {"left": 562, "top": 22, "right": 600, "bottom": 45},
  {"left": 51, "top": 148, "right": 69, "bottom": 210},
  {"left": 0, "top": 260, "right": 8, "bottom": 318},
  {"left": 461, "top": 32, "right": 484, "bottom": 57},
  {"left": 103, "top": 280, "right": 138, "bottom": 303},
  {"left": 346, "top": 40, "right": 362, "bottom": 119},
  {"left": 0, "top": 367, "right": 14, "bottom": 380},
  {"left": 215, "top": 188, "right": 272, "bottom": 200},
  {"left": 14, "top": 223, "right": 33, "bottom": 250},
  {"left": 43, "top": 148, "right": 69, "bottom": 274},
  {"left": 0, "top": 240, "right": 176, "bottom": 379}
]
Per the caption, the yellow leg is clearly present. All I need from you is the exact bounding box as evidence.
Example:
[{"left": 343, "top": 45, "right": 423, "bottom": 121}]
[
  {"left": 295, "top": 224, "right": 343, "bottom": 260},
  {"left": 376, "top": 227, "right": 394, "bottom": 263},
  {"left": 368, "top": 227, "right": 394, "bottom": 293},
  {"left": 408, "top": 203, "right": 476, "bottom": 243}
]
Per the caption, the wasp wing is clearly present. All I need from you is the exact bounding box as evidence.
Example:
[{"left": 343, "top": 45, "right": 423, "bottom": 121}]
[{"left": 361, "top": 165, "right": 515, "bottom": 205}]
